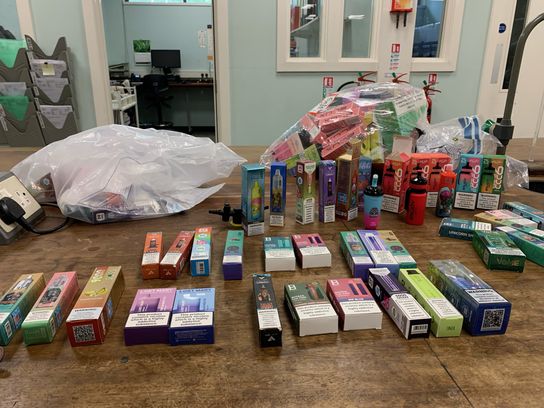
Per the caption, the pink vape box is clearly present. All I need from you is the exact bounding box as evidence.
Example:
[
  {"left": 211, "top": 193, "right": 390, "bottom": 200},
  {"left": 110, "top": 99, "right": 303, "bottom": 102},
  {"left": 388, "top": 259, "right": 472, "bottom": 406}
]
[
  {"left": 382, "top": 152, "right": 411, "bottom": 213},
  {"left": 326, "top": 278, "right": 382, "bottom": 331},
  {"left": 292, "top": 233, "right": 332, "bottom": 269}
]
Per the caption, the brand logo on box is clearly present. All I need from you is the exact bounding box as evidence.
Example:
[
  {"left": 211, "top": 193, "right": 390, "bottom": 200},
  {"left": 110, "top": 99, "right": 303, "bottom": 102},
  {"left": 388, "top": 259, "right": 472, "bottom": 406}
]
[
  {"left": 494, "top": 164, "right": 504, "bottom": 190},
  {"left": 471, "top": 163, "right": 481, "bottom": 190},
  {"left": 394, "top": 168, "right": 403, "bottom": 193}
]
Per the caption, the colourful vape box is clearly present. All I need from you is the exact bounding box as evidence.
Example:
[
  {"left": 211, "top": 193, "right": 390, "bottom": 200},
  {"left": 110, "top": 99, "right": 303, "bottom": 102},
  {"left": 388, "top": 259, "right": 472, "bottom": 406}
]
[
  {"left": 223, "top": 230, "right": 244, "bottom": 280},
  {"left": 66, "top": 266, "right": 125, "bottom": 347},
  {"left": 292, "top": 233, "right": 332, "bottom": 269},
  {"left": 502, "top": 202, "right": 544, "bottom": 230},
  {"left": 427, "top": 260, "right": 511, "bottom": 335},
  {"left": 284, "top": 281, "right": 338, "bottom": 336},
  {"left": 335, "top": 139, "right": 361, "bottom": 221},
  {"left": 169, "top": 288, "right": 215, "bottom": 345},
  {"left": 264, "top": 236, "right": 296, "bottom": 272},
  {"left": 357, "top": 230, "right": 400, "bottom": 277},
  {"left": 160, "top": 231, "right": 195, "bottom": 279},
  {"left": 439, "top": 218, "right": 492, "bottom": 241},
  {"left": 398, "top": 268, "right": 463, "bottom": 337},
  {"left": 377, "top": 230, "right": 417, "bottom": 269},
  {"left": 477, "top": 155, "right": 506, "bottom": 210},
  {"left": 409, "top": 153, "right": 451, "bottom": 207},
  {"left": 124, "top": 288, "right": 176, "bottom": 346},
  {"left": 141, "top": 232, "right": 163, "bottom": 280},
  {"left": 241, "top": 163, "right": 265, "bottom": 236},
  {"left": 326, "top": 278, "right": 382, "bottom": 331},
  {"left": 295, "top": 160, "right": 317, "bottom": 225},
  {"left": 366, "top": 268, "right": 431, "bottom": 339},
  {"left": 22, "top": 271, "right": 79, "bottom": 345},
  {"left": 253, "top": 274, "right": 282, "bottom": 347},
  {"left": 357, "top": 156, "right": 373, "bottom": 211},
  {"left": 472, "top": 230, "right": 526, "bottom": 272},
  {"left": 454, "top": 154, "right": 482, "bottom": 210},
  {"left": 270, "top": 162, "right": 287, "bottom": 227},
  {"left": 0, "top": 273, "right": 45, "bottom": 346},
  {"left": 318, "top": 160, "right": 336, "bottom": 223},
  {"left": 474, "top": 210, "right": 539, "bottom": 232},
  {"left": 382, "top": 152, "right": 411, "bottom": 213},
  {"left": 339, "top": 231, "right": 373, "bottom": 281},
  {"left": 497, "top": 226, "right": 544, "bottom": 267},
  {"left": 190, "top": 227, "right": 212, "bottom": 276}
]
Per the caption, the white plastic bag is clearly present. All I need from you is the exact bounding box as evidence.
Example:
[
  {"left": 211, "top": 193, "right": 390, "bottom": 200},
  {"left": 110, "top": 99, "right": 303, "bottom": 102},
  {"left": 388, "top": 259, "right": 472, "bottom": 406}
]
[{"left": 12, "top": 125, "right": 246, "bottom": 223}]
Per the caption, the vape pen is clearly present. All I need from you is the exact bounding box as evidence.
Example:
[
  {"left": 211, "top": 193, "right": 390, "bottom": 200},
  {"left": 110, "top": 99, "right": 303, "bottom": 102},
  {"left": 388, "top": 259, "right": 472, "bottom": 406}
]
[
  {"left": 306, "top": 283, "right": 322, "bottom": 300},
  {"left": 435, "top": 164, "right": 456, "bottom": 218},
  {"left": 356, "top": 283, "right": 367, "bottom": 295},
  {"left": 429, "top": 162, "right": 442, "bottom": 191},
  {"left": 251, "top": 180, "right": 262, "bottom": 219},
  {"left": 271, "top": 169, "right": 283, "bottom": 211},
  {"left": 348, "top": 283, "right": 358, "bottom": 295},
  {"left": 459, "top": 162, "right": 473, "bottom": 191}
]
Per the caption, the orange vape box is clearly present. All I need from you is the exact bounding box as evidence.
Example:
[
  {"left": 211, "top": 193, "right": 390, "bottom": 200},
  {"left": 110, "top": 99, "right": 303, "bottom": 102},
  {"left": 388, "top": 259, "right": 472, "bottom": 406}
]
[
  {"left": 66, "top": 266, "right": 125, "bottom": 346},
  {"left": 408, "top": 153, "right": 451, "bottom": 207},
  {"left": 141, "top": 232, "right": 163, "bottom": 279},
  {"left": 160, "top": 231, "right": 195, "bottom": 279}
]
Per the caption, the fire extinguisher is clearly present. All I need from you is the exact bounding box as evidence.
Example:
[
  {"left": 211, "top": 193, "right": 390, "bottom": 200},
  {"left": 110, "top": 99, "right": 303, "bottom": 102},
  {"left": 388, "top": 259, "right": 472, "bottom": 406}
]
[
  {"left": 391, "top": 72, "right": 409, "bottom": 84},
  {"left": 423, "top": 80, "right": 441, "bottom": 123}
]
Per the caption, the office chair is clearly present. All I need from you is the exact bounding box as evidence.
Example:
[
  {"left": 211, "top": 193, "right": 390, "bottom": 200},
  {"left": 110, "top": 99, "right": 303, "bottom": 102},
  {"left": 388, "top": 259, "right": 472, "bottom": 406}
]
[{"left": 142, "top": 74, "right": 173, "bottom": 128}]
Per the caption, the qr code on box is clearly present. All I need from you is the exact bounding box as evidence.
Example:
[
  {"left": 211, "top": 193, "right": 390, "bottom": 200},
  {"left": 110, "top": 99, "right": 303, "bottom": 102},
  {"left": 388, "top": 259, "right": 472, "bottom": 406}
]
[
  {"left": 481, "top": 308, "right": 505, "bottom": 331},
  {"left": 73, "top": 324, "right": 96, "bottom": 343}
]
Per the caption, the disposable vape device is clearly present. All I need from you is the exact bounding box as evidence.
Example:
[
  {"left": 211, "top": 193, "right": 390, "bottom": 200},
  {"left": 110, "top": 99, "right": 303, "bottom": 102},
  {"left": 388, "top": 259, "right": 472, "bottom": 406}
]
[
  {"left": 264, "top": 236, "right": 296, "bottom": 271},
  {"left": 160, "top": 231, "right": 195, "bottom": 279},
  {"left": 477, "top": 155, "right": 506, "bottom": 210},
  {"left": 190, "top": 227, "right": 212, "bottom": 276},
  {"left": 502, "top": 202, "right": 544, "bottom": 230},
  {"left": 405, "top": 171, "right": 428, "bottom": 225},
  {"left": 292, "top": 233, "right": 332, "bottom": 268},
  {"left": 357, "top": 230, "right": 400, "bottom": 277},
  {"left": 241, "top": 163, "right": 265, "bottom": 236},
  {"left": 381, "top": 152, "right": 411, "bottom": 213},
  {"left": 429, "top": 162, "right": 442, "bottom": 191},
  {"left": 142, "top": 232, "right": 163, "bottom": 280},
  {"left": 410, "top": 153, "right": 451, "bottom": 207},
  {"left": 472, "top": 230, "right": 526, "bottom": 272},
  {"left": 270, "top": 162, "right": 287, "bottom": 226},
  {"left": 363, "top": 174, "right": 383, "bottom": 229},
  {"left": 253, "top": 274, "right": 282, "bottom": 347},
  {"left": 438, "top": 218, "right": 492, "bottom": 240},
  {"left": 295, "top": 160, "right": 317, "bottom": 225},
  {"left": 383, "top": 163, "right": 395, "bottom": 193},
  {"left": 222, "top": 230, "right": 244, "bottom": 280},
  {"left": 319, "top": 160, "right": 336, "bottom": 223},
  {"left": 497, "top": 226, "right": 544, "bottom": 267},
  {"left": 357, "top": 156, "right": 372, "bottom": 211},
  {"left": 435, "top": 164, "right": 456, "bottom": 218},
  {"left": 480, "top": 160, "right": 495, "bottom": 193},
  {"left": 376, "top": 230, "right": 417, "bottom": 269},
  {"left": 335, "top": 139, "right": 361, "bottom": 221},
  {"left": 454, "top": 154, "right": 482, "bottom": 210},
  {"left": 251, "top": 181, "right": 262, "bottom": 219}
]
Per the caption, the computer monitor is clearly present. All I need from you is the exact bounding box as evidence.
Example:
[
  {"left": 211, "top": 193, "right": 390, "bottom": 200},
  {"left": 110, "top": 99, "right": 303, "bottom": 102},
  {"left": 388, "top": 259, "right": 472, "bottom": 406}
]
[{"left": 151, "top": 49, "right": 181, "bottom": 75}]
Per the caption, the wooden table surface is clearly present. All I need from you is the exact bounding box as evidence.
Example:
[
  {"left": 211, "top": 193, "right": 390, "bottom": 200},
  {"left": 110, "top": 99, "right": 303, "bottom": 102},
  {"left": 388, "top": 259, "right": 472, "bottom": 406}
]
[{"left": 1, "top": 145, "right": 543, "bottom": 408}]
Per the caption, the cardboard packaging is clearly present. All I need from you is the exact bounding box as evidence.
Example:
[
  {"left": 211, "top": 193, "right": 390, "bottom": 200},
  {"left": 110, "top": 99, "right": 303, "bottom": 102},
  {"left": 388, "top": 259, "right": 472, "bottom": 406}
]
[
  {"left": 284, "top": 281, "right": 338, "bottom": 336},
  {"left": 477, "top": 155, "right": 506, "bottom": 210},
  {"left": 22, "top": 272, "right": 79, "bottom": 345},
  {"left": 335, "top": 139, "right": 361, "bottom": 221},
  {"left": 160, "top": 231, "right": 195, "bottom": 279},
  {"left": 474, "top": 210, "right": 539, "bottom": 232},
  {"left": 241, "top": 163, "right": 265, "bottom": 236},
  {"left": 502, "top": 202, "right": 544, "bottom": 230},
  {"left": 0, "top": 273, "right": 45, "bottom": 346},
  {"left": 295, "top": 160, "right": 317, "bottom": 225},
  {"left": 190, "top": 227, "right": 212, "bottom": 276},
  {"left": 472, "top": 230, "right": 526, "bottom": 272},
  {"left": 264, "top": 236, "right": 296, "bottom": 272},
  {"left": 169, "top": 288, "right": 215, "bottom": 345},
  {"left": 270, "top": 162, "right": 287, "bottom": 227},
  {"left": 223, "top": 230, "right": 244, "bottom": 280},
  {"left": 318, "top": 160, "right": 336, "bottom": 223},
  {"left": 253, "top": 274, "right": 282, "bottom": 347},
  {"left": 357, "top": 230, "right": 400, "bottom": 277},
  {"left": 339, "top": 231, "right": 373, "bottom": 281},
  {"left": 454, "top": 154, "right": 482, "bottom": 210},
  {"left": 66, "top": 266, "right": 125, "bottom": 347},
  {"left": 398, "top": 268, "right": 463, "bottom": 337},
  {"left": 427, "top": 260, "right": 511, "bottom": 335},
  {"left": 366, "top": 268, "right": 431, "bottom": 339},
  {"left": 326, "top": 278, "right": 382, "bottom": 331},
  {"left": 377, "top": 230, "right": 417, "bottom": 269},
  {"left": 497, "top": 226, "right": 544, "bottom": 267},
  {"left": 292, "top": 233, "right": 332, "bottom": 269},
  {"left": 141, "top": 232, "right": 163, "bottom": 280},
  {"left": 124, "top": 288, "right": 176, "bottom": 346},
  {"left": 382, "top": 152, "right": 411, "bottom": 213},
  {"left": 438, "top": 217, "right": 492, "bottom": 241},
  {"left": 357, "top": 156, "right": 373, "bottom": 211},
  {"left": 409, "top": 153, "right": 451, "bottom": 207}
]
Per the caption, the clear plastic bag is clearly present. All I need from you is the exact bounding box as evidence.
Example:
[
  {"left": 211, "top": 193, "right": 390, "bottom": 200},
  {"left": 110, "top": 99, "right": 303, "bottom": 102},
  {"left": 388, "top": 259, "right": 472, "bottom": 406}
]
[
  {"left": 260, "top": 82, "right": 428, "bottom": 171},
  {"left": 505, "top": 155, "right": 530, "bottom": 189},
  {"left": 12, "top": 125, "right": 246, "bottom": 223}
]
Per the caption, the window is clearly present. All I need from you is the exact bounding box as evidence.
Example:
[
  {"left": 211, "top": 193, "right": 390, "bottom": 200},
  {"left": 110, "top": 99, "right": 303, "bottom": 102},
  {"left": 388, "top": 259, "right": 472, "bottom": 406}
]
[
  {"left": 290, "top": 0, "right": 323, "bottom": 58},
  {"left": 412, "top": 0, "right": 445, "bottom": 58},
  {"left": 342, "top": 0, "right": 373, "bottom": 58}
]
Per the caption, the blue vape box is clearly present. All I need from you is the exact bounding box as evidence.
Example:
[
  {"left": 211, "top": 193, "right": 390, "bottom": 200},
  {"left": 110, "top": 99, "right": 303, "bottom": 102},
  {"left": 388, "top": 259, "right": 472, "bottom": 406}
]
[
  {"left": 270, "top": 162, "right": 287, "bottom": 227},
  {"left": 339, "top": 231, "right": 373, "bottom": 281},
  {"left": 357, "top": 230, "right": 400, "bottom": 277},
  {"left": 169, "top": 288, "right": 215, "bottom": 345},
  {"left": 428, "top": 260, "right": 511, "bottom": 336},
  {"left": 241, "top": 163, "right": 265, "bottom": 236}
]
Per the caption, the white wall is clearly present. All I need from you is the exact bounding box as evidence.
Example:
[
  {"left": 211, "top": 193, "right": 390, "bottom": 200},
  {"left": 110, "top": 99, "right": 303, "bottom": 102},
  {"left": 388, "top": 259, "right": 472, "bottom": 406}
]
[{"left": 0, "top": 0, "right": 21, "bottom": 38}]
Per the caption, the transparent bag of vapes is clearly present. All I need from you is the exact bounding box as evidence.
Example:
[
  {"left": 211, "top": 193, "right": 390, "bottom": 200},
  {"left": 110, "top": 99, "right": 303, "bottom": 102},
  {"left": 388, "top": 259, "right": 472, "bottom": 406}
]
[
  {"left": 12, "top": 125, "right": 246, "bottom": 223},
  {"left": 260, "top": 82, "right": 428, "bottom": 171}
]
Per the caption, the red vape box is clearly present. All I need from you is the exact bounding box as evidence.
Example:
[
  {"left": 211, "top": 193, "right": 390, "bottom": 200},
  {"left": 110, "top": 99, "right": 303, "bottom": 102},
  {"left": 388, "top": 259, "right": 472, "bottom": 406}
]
[
  {"left": 409, "top": 153, "right": 451, "bottom": 207},
  {"left": 292, "top": 233, "right": 332, "bottom": 269},
  {"left": 382, "top": 152, "right": 411, "bottom": 213},
  {"left": 160, "top": 231, "right": 195, "bottom": 279},
  {"left": 141, "top": 232, "right": 163, "bottom": 280},
  {"left": 321, "top": 125, "right": 364, "bottom": 160}
]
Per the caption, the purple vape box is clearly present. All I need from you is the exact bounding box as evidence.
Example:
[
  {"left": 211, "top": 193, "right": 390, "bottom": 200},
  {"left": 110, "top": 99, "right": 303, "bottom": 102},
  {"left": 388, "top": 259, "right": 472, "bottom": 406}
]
[
  {"left": 319, "top": 160, "right": 336, "bottom": 223},
  {"left": 357, "top": 230, "right": 400, "bottom": 277},
  {"left": 222, "top": 230, "right": 244, "bottom": 280},
  {"left": 124, "top": 288, "right": 176, "bottom": 346}
]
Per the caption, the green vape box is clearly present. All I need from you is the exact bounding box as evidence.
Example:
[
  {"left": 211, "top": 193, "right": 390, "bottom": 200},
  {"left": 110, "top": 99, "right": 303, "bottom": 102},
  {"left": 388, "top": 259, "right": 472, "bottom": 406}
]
[
  {"left": 377, "top": 230, "right": 417, "bottom": 269},
  {"left": 497, "top": 226, "right": 544, "bottom": 267},
  {"left": 399, "top": 268, "right": 463, "bottom": 337},
  {"left": 472, "top": 231, "right": 526, "bottom": 272},
  {"left": 439, "top": 218, "right": 492, "bottom": 241},
  {"left": 0, "top": 273, "right": 46, "bottom": 345}
]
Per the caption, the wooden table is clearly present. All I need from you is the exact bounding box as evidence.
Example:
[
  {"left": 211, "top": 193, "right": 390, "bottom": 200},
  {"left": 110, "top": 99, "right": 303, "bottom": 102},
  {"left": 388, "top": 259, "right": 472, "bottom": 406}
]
[{"left": 1, "top": 146, "right": 543, "bottom": 408}]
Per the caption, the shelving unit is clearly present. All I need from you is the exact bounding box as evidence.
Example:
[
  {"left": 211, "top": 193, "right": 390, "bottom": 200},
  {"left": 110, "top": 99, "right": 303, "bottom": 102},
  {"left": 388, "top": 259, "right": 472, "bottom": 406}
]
[{"left": 111, "top": 86, "right": 139, "bottom": 127}]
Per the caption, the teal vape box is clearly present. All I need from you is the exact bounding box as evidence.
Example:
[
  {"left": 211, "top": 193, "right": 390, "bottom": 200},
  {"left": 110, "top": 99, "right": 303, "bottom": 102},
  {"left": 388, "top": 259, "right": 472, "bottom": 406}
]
[
  {"left": 241, "top": 163, "right": 265, "bottom": 236},
  {"left": 503, "top": 202, "right": 544, "bottom": 230},
  {"left": 377, "top": 230, "right": 417, "bottom": 269},
  {"left": 339, "top": 231, "right": 373, "bottom": 281},
  {"left": 497, "top": 226, "right": 544, "bottom": 267},
  {"left": 223, "top": 230, "right": 244, "bottom": 280},
  {"left": 439, "top": 218, "right": 492, "bottom": 241},
  {"left": 472, "top": 230, "right": 526, "bottom": 272}
]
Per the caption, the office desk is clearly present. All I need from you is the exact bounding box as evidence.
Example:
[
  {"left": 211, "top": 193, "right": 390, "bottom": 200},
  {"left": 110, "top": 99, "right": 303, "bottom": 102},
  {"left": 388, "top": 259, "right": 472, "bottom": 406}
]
[{"left": 1, "top": 146, "right": 544, "bottom": 407}]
